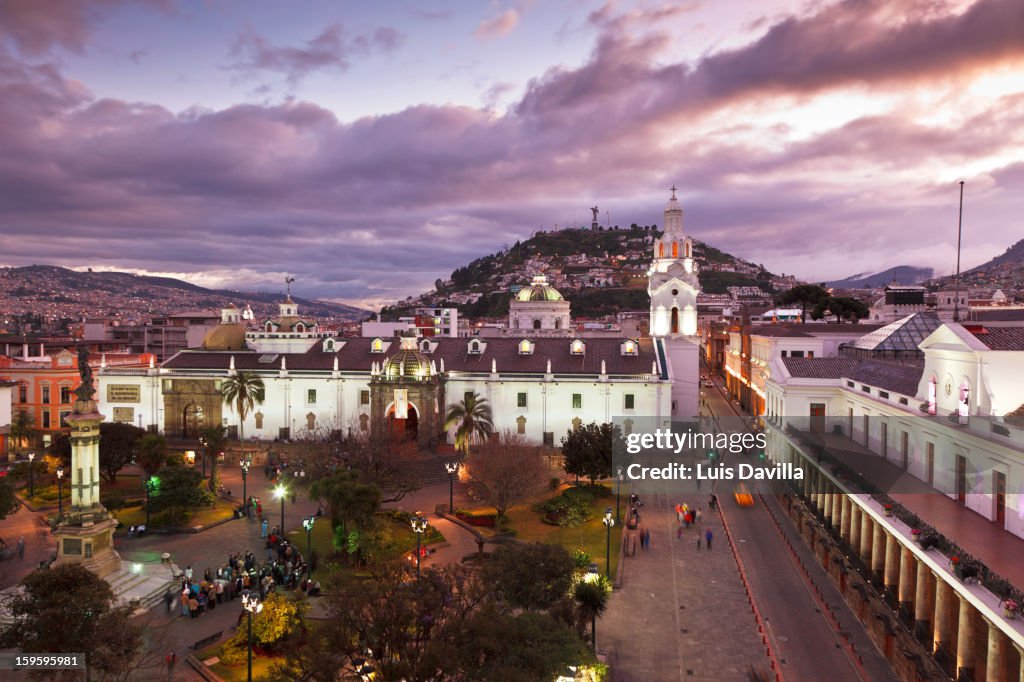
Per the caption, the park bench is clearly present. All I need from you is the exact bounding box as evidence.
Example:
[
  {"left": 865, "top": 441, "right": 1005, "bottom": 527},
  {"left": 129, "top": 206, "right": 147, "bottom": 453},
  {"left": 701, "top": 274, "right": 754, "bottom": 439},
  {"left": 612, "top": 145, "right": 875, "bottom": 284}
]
[{"left": 190, "top": 631, "right": 223, "bottom": 651}]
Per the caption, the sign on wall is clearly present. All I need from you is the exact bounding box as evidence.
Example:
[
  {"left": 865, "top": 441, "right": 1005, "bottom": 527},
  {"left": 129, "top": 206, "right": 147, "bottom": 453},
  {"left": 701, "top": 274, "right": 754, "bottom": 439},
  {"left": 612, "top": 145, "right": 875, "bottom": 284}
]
[
  {"left": 111, "top": 407, "right": 135, "bottom": 423},
  {"left": 107, "top": 384, "right": 141, "bottom": 403}
]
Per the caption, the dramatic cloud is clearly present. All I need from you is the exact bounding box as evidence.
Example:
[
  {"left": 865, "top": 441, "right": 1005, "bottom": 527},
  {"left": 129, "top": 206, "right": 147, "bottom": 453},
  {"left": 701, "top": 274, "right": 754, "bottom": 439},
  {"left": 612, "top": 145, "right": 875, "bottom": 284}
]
[
  {"left": 0, "top": 0, "right": 1021, "bottom": 308},
  {"left": 229, "top": 22, "right": 405, "bottom": 85},
  {"left": 0, "top": 0, "right": 167, "bottom": 55},
  {"left": 474, "top": 9, "right": 520, "bottom": 40}
]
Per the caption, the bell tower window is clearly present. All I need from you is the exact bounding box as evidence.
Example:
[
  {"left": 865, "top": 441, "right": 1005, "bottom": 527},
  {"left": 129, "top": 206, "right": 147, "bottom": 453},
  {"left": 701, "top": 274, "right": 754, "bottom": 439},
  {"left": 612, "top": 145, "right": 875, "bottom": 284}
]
[{"left": 672, "top": 242, "right": 678, "bottom": 258}]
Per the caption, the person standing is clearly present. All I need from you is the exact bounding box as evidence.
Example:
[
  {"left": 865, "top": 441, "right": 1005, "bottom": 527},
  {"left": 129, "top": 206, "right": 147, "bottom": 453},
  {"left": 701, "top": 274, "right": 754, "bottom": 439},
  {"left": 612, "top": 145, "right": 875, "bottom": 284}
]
[
  {"left": 643, "top": 528, "right": 651, "bottom": 550},
  {"left": 705, "top": 528, "right": 713, "bottom": 551},
  {"left": 16, "top": 536, "right": 25, "bottom": 559},
  {"left": 184, "top": 565, "right": 193, "bottom": 581},
  {"left": 261, "top": 518, "right": 268, "bottom": 538}
]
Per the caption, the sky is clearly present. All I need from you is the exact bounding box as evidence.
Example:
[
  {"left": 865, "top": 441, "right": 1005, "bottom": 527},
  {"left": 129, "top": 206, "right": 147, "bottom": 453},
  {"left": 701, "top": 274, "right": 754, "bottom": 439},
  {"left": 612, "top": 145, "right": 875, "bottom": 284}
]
[{"left": 0, "top": 0, "right": 1022, "bottom": 310}]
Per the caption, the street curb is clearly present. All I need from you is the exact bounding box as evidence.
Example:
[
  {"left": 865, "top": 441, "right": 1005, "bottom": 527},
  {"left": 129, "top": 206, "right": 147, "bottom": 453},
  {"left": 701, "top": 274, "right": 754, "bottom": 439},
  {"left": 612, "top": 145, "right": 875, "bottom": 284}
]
[{"left": 186, "top": 653, "right": 224, "bottom": 682}]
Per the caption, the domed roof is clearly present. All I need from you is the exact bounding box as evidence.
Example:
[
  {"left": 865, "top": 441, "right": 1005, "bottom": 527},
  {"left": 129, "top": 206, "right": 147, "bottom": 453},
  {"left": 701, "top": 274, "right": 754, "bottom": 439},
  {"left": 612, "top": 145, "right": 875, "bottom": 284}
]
[
  {"left": 384, "top": 345, "right": 432, "bottom": 380},
  {"left": 201, "top": 323, "right": 248, "bottom": 350},
  {"left": 516, "top": 274, "right": 564, "bottom": 302}
]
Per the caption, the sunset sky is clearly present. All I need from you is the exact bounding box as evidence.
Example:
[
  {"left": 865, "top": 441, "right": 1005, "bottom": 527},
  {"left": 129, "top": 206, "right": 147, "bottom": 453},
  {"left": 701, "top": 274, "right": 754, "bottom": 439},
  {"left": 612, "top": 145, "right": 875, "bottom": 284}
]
[{"left": 0, "top": 0, "right": 1022, "bottom": 309}]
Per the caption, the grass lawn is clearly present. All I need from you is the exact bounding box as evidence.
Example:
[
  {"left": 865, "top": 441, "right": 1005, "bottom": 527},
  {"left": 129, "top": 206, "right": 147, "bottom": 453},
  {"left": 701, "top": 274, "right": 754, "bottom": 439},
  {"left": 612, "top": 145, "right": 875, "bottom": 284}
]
[
  {"left": 112, "top": 498, "right": 237, "bottom": 533},
  {"left": 196, "top": 640, "right": 278, "bottom": 682},
  {"left": 284, "top": 512, "right": 446, "bottom": 569},
  {"left": 488, "top": 484, "right": 623, "bottom": 579},
  {"left": 22, "top": 484, "right": 70, "bottom": 510}
]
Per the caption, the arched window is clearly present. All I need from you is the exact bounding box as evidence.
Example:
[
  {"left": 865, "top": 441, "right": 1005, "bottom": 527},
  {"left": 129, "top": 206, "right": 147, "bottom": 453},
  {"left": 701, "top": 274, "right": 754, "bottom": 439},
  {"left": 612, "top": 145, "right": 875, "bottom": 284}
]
[
  {"left": 671, "top": 242, "right": 679, "bottom": 258},
  {"left": 296, "top": 323, "right": 304, "bottom": 333},
  {"left": 306, "top": 412, "right": 316, "bottom": 431},
  {"left": 254, "top": 411, "right": 264, "bottom": 429},
  {"left": 671, "top": 307, "right": 680, "bottom": 335},
  {"left": 658, "top": 242, "right": 664, "bottom": 258},
  {"left": 324, "top": 339, "right": 334, "bottom": 352},
  {"left": 533, "top": 319, "right": 541, "bottom": 330},
  {"left": 685, "top": 241, "right": 691, "bottom": 258},
  {"left": 516, "top": 415, "right": 527, "bottom": 435},
  {"left": 266, "top": 322, "right": 273, "bottom": 332},
  {"left": 554, "top": 318, "right": 561, "bottom": 330},
  {"left": 959, "top": 379, "right": 971, "bottom": 415}
]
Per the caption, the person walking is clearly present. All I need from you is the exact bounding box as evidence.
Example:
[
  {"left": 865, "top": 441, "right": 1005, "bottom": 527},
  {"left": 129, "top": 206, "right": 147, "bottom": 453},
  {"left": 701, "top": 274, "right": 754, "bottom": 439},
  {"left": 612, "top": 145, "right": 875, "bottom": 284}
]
[
  {"left": 261, "top": 518, "right": 268, "bottom": 538},
  {"left": 184, "top": 565, "right": 193, "bottom": 581},
  {"left": 163, "top": 588, "right": 174, "bottom": 614},
  {"left": 16, "top": 536, "right": 25, "bottom": 559},
  {"left": 643, "top": 528, "right": 651, "bottom": 550},
  {"left": 180, "top": 591, "right": 190, "bottom": 618},
  {"left": 705, "top": 528, "right": 713, "bottom": 551}
]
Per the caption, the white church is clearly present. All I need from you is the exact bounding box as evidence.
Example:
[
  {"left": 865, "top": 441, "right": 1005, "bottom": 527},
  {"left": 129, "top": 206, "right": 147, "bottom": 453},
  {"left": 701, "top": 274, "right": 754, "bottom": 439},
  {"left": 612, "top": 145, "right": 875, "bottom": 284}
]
[{"left": 97, "top": 191, "right": 702, "bottom": 446}]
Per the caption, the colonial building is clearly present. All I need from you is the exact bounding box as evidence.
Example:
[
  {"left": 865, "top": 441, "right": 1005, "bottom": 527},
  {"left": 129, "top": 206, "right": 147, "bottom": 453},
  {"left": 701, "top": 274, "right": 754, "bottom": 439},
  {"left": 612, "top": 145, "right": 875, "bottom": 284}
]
[{"left": 508, "top": 274, "right": 572, "bottom": 335}]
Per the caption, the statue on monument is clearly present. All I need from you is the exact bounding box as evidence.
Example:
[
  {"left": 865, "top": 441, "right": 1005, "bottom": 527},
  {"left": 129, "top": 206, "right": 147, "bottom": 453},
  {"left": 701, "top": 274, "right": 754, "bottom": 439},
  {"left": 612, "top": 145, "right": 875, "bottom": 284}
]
[
  {"left": 75, "top": 346, "right": 95, "bottom": 403},
  {"left": 590, "top": 206, "right": 599, "bottom": 222}
]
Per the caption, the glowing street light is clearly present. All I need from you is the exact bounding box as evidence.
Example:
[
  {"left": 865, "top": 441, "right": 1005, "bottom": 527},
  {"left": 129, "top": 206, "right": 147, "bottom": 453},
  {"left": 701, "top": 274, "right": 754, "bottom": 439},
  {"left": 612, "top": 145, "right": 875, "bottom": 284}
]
[
  {"left": 302, "top": 516, "right": 315, "bottom": 578},
  {"left": 410, "top": 513, "right": 429, "bottom": 575},
  {"left": 273, "top": 484, "right": 287, "bottom": 533},
  {"left": 56, "top": 466, "right": 64, "bottom": 520},
  {"left": 444, "top": 461, "right": 460, "bottom": 513},
  {"left": 239, "top": 457, "right": 251, "bottom": 516},
  {"left": 602, "top": 507, "right": 615, "bottom": 578},
  {"left": 241, "top": 592, "right": 264, "bottom": 682},
  {"left": 27, "top": 452, "right": 35, "bottom": 498}
]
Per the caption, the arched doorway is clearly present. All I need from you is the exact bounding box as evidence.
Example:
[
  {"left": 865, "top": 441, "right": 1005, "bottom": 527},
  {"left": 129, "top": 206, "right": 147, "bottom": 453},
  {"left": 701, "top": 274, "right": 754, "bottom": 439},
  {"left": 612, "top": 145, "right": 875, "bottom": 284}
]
[
  {"left": 183, "top": 403, "right": 204, "bottom": 438},
  {"left": 670, "top": 307, "right": 680, "bottom": 335},
  {"left": 387, "top": 403, "right": 419, "bottom": 442}
]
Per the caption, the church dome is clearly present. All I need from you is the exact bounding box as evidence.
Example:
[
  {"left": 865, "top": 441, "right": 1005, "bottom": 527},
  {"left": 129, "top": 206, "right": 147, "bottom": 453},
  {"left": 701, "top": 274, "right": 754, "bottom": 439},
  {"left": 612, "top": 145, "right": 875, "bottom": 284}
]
[
  {"left": 516, "top": 274, "right": 564, "bottom": 302},
  {"left": 201, "top": 323, "right": 248, "bottom": 350},
  {"left": 383, "top": 346, "right": 432, "bottom": 380}
]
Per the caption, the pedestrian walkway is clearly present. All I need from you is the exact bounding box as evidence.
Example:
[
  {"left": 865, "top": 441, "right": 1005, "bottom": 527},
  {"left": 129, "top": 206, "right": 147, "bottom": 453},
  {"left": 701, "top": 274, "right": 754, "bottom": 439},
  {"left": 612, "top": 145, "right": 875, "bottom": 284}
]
[{"left": 601, "top": 486, "right": 767, "bottom": 681}]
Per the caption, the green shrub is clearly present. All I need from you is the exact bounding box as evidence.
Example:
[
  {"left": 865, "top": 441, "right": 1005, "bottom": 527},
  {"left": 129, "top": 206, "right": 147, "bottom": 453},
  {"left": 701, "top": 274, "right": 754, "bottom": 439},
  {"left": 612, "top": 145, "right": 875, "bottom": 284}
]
[
  {"left": 573, "top": 547, "right": 592, "bottom": 569},
  {"left": 151, "top": 506, "right": 191, "bottom": 527}
]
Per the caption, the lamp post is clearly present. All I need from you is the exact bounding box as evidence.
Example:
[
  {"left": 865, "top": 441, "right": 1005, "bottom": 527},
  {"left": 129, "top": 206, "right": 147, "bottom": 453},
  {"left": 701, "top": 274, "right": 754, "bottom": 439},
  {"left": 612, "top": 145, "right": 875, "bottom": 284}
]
[
  {"left": 602, "top": 507, "right": 615, "bottom": 578},
  {"left": 444, "top": 461, "right": 459, "bottom": 512},
  {"left": 240, "top": 457, "right": 251, "bottom": 514},
  {"left": 274, "top": 484, "right": 287, "bottom": 534},
  {"left": 302, "top": 516, "right": 315, "bottom": 578},
  {"left": 615, "top": 467, "right": 623, "bottom": 524},
  {"left": 27, "top": 452, "right": 35, "bottom": 498},
  {"left": 56, "top": 466, "right": 64, "bottom": 521},
  {"left": 145, "top": 476, "right": 152, "bottom": 527},
  {"left": 241, "top": 592, "right": 263, "bottom": 682},
  {"left": 410, "top": 513, "right": 429, "bottom": 576},
  {"left": 198, "top": 437, "right": 207, "bottom": 478}
]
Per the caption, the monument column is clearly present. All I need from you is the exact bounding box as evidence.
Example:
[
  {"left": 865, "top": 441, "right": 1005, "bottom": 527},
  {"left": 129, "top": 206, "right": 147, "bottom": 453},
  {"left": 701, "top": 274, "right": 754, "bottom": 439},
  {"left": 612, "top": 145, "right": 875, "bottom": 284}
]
[{"left": 53, "top": 349, "right": 120, "bottom": 577}]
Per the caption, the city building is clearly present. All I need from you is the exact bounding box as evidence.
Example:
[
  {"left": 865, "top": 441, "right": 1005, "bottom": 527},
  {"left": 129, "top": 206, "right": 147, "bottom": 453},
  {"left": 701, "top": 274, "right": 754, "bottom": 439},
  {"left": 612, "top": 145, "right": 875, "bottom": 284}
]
[
  {"left": 508, "top": 274, "right": 572, "bottom": 335},
  {"left": 0, "top": 380, "right": 13, "bottom": 458},
  {"left": 83, "top": 312, "right": 221, "bottom": 361},
  {"left": 867, "top": 283, "right": 928, "bottom": 323},
  {"left": 413, "top": 307, "right": 458, "bottom": 337}
]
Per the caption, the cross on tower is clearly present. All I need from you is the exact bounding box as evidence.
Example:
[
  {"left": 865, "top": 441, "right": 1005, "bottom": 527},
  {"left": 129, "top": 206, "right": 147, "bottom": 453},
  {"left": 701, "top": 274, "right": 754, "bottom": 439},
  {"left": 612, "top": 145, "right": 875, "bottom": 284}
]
[{"left": 670, "top": 185, "right": 677, "bottom": 199}]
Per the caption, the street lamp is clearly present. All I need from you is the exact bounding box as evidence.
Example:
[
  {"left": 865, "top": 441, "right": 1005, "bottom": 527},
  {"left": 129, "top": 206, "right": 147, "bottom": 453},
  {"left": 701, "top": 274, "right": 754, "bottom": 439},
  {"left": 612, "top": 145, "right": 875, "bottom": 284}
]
[
  {"left": 602, "top": 507, "right": 615, "bottom": 578},
  {"left": 273, "top": 484, "right": 287, "bottom": 533},
  {"left": 144, "top": 476, "right": 159, "bottom": 527},
  {"left": 444, "top": 461, "right": 460, "bottom": 512},
  {"left": 302, "top": 516, "right": 315, "bottom": 578},
  {"left": 198, "top": 437, "right": 207, "bottom": 478},
  {"left": 27, "top": 452, "right": 35, "bottom": 498},
  {"left": 241, "top": 592, "right": 263, "bottom": 682},
  {"left": 56, "top": 466, "right": 64, "bottom": 521},
  {"left": 410, "top": 512, "right": 429, "bottom": 576},
  {"left": 240, "top": 457, "right": 251, "bottom": 514}
]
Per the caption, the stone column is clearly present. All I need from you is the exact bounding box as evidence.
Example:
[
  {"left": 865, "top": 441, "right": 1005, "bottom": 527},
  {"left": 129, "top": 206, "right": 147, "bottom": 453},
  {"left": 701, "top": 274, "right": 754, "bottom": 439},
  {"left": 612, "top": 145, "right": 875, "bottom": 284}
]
[
  {"left": 1013, "top": 643, "right": 1024, "bottom": 682},
  {"left": 823, "top": 486, "right": 833, "bottom": 522},
  {"left": 914, "top": 560, "right": 933, "bottom": 635},
  {"left": 840, "top": 496, "right": 852, "bottom": 542},
  {"left": 883, "top": 532, "right": 899, "bottom": 593},
  {"left": 871, "top": 522, "right": 886, "bottom": 580},
  {"left": 957, "top": 595, "right": 976, "bottom": 680},
  {"left": 934, "top": 576, "right": 952, "bottom": 654},
  {"left": 832, "top": 492, "right": 843, "bottom": 529},
  {"left": 860, "top": 512, "right": 873, "bottom": 563},
  {"left": 849, "top": 503, "right": 861, "bottom": 551},
  {"left": 985, "top": 623, "right": 1005, "bottom": 682},
  {"left": 898, "top": 545, "right": 915, "bottom": 615}
]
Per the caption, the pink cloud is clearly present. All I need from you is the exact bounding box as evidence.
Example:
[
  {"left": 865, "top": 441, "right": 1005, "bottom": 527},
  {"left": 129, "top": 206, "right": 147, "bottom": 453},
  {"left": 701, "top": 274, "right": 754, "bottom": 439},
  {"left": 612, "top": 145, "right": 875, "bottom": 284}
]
[{"left": 474, "top": 9, "right": 520, "bottom": 40}]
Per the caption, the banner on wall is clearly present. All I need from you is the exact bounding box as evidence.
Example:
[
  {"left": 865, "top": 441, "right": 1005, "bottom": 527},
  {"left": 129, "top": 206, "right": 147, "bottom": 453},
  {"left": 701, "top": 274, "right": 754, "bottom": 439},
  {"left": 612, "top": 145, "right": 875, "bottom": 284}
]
[{"left": 394, "top": 389, "right": 409, "bottom": 419}]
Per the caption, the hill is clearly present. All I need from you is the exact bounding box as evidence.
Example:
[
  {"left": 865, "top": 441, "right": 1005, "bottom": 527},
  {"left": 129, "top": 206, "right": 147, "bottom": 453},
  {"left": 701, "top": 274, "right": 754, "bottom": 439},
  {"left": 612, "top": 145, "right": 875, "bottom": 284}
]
[
  {"left": 927, "top": 238, "right": 1024, "bottom": 292},
  {"left": 0, "top": 265, "right": 369, "bottom": 324},
  {"left": 383, "top": 226, "right": 795, "bottom": 319},
  {"left": 827, "top": 266, "right": 933, "bottom": 289}
]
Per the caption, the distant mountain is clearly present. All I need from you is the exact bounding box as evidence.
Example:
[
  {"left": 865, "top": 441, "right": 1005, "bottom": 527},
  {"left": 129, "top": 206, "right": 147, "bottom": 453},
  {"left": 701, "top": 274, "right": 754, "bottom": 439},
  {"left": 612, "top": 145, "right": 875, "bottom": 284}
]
[
  {"left": 0, "top": 265, "right": 370, "bottom": 322},
  {"left": 929, "top": 238, "right": 1024, "bottom": 292},
  {"left": 827, "top": 266, "right": 934, "bottom": 289},
  {"left": 381, "top": 226, "right": 796, "bottom": 319}
]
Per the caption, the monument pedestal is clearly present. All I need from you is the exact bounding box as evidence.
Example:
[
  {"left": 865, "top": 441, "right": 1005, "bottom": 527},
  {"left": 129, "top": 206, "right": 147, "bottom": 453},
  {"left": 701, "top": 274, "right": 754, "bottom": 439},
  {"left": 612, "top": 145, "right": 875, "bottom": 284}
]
[{"left": 53, "top": 513, "right": 121, "bottom": 578}]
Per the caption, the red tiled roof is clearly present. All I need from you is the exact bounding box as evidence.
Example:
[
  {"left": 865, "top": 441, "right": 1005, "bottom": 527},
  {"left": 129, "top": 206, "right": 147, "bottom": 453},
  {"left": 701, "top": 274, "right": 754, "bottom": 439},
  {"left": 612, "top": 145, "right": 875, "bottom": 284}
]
[
  {"left": 163, "top": 337, "right": 657, "bottom": 376},
  {"left": 966, "top": 326, "right": 1024, "bottom": 351},
  {"left": 1005, "top": 403, "right": 1024, "bottom": 429}
]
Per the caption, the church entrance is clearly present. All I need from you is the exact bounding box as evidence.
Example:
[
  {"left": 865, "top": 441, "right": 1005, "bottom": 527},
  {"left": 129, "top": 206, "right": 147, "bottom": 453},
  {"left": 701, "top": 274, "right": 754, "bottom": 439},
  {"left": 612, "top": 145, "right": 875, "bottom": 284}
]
[
  {"left": 670, "top": 307, "right": 680, "bottom": 335},
  {"left": 183, "top": 403, "right": 204, "bottom": 438},
  {"left": 387, "top": 404, "right": 419, "bottom": 442}
]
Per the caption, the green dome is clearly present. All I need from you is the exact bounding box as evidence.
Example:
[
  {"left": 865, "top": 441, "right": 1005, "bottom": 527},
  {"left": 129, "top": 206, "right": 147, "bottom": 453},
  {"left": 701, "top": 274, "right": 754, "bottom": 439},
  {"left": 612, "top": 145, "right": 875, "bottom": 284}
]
[{"left": 516, "top": 274, "right": 564, "bottom": 302}]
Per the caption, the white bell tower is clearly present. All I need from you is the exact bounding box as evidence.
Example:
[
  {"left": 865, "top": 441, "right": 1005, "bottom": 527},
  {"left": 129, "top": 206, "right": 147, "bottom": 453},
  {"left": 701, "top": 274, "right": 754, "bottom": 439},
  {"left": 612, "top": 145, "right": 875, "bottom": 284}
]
[{"left": 647, "top": 186, "right": 701, "bottom": 418}]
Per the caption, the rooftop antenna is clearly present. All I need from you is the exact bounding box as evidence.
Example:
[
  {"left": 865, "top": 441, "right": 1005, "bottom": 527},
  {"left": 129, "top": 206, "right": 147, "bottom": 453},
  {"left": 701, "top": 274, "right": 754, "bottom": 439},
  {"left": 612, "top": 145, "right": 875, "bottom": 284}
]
[
  {"left": 285, "top": 276, "right": 296, "bottom": 298},
  {"left": 953, "top": 181, "right": 964, "bottom": 323}
]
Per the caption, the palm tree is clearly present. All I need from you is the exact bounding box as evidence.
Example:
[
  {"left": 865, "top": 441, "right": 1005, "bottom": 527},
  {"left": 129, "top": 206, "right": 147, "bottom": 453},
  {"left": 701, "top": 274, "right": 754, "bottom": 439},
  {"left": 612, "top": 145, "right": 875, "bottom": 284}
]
[
  {"left": 574, "top": 577, "right": 611, "bottom": 653},
  {"left": 9, "top": 409, "right": 36, "bottom": 455},
  {"left": 221, "top": 371, "right": 265, "bottom": 439},
  {"left": 444, "top": 392, "right": 494, "bottom": 455}
]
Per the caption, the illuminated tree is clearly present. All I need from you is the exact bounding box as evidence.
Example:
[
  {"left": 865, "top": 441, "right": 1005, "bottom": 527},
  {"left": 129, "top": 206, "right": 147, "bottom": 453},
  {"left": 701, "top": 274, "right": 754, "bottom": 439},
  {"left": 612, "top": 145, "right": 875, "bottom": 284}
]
[{"left": 221, "top": 370, "right": 265, "bottom": 439}]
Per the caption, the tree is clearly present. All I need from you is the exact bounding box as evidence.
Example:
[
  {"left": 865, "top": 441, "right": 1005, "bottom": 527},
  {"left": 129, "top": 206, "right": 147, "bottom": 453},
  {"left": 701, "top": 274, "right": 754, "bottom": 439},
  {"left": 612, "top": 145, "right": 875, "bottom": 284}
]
[
  {"left": 483, "top": 542, "right": 575, "bottom": 611},
  {"left": 465, "top": 432, "right": 548, "bottom": 526},
  {"left": 811, "top": 296, "right": 869, "bottom": 323},
  {"left": 444, "top": 392, "right": 494, "bottom": 455},
  {"left": 0, "top": 564, "right": 145, "bottom": 681},
  {"left": 46, "top": 433, "right": 71, "bottom": 465},
  {"left": 221, "top": 593, "right": 306, "bottom": 665},
  {"left": 776, "top": 284, "right": 829, "bottom": 323},
  {"left": 135, "top": 433, "right": 167, "bottom": 476},
  {"left": 309, "top": 470, "right": 381, "bottom": 537},
  {"left": 200, "top": 425, "right": 226, "bottom": 493},
  {"left": 221, "top": 370, "right": 265, "bottom": 439},
  {"left": 9, "top": 409, "right": 35, "bottom": 454},
  {"left": 342, "top": 430, "right": 422, "bottom": 504},
  {"left": 99, "top": 422, "right": 145, "bottom": 483},
  {"left": 149, "top": 464, "right": 214, "bottom": 512},
  {"left": 0, "top": 479, "right": 19, "bottom": 521},
  {"left": 561, "top": 422, "right": 619, "bottom": 485},
  {"left": 573, "top": 576, "right": 611, "bottom": 651}
]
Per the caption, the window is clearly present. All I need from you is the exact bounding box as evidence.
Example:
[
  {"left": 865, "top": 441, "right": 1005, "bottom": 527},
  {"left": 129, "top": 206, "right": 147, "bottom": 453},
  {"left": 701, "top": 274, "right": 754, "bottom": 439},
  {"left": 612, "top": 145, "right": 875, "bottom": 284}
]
[
  {"left": 879, "top": 391, "right": 889, "bottom": 399},
  {"left": 371, "top": 338, "right": 385, "bottom": 353},
  {"left": 60, "top": 386, "right": 72, "bottom": 404},
  {"left": 624, "top": 394, "right": 635, "bottom": 410},
  {"left": 516, "top": 415, "right": 526, "bottom": 435},
  {"left": 254, "top": 411, "right": 264, "bottom": 429},
  {"left": 324, "top": 339, "right": 335, "bottom": 352},
  {"left": 307, "top": 389, "right": 317, "bottom": 404},
  {"left": 517, "top": 392, "right": 527, "bottom": 408},
  {"left": 360, "top": 390, "right": 370, "bottom": 406},
  {"left": 780, "top": 350, "right": 787, "bottom": 358},
  {"left": 518, "top": 340, "right": 532, "bottom": 355},
  {"left": 464, "top": 392, "right": 474, "bottom": 405},
  {"left": 901, "top": 431, "right": 909, "bottom": 470},
  {"left": 880, "top": 422, "right": 888, "bottom": 458},
  {"left": 926, "top": 442, "right": 934, "bottom": 485},
  {"left": 59, "top": 411, "right": 71, "bottom": 427},
  {"left": 306, "top": 412, "right": 316, "bottom": 430},
  {"left": 898, "top": 397, "right": 908, "bottom": 405},
  {"left": 846, "top": 381, "right": 855, "bottom": 388},
  {"left": 469, "top": 340, "right": 482, "bottom": 354},
  {"left": 572, "top": 393, "right": 582, "bottom": 409},
  {"left": 807, "top": 351, "right": 814, "bottom": 358},
  {"left": 790, "top": 350, "right": 804, "bottom": 358},
  {"left": 42, "top": 411, "right": 51, "bottom": 428},
  {"left": 861, "top": 385, "right": 871, "bottom": 393},
  {"left": 19, "top": 384, "right": 27, "bottom": 403},
  {"left": 41, "top": 385, "right": 51, "bottom": 404},
  {"left": 570, "top": 340, "right": 585, "bottom": 355}
]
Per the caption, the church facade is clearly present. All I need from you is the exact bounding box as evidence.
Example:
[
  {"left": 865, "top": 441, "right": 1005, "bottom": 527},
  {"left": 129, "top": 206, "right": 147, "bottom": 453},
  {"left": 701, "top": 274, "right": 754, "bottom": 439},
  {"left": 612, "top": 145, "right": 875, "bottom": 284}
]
[{"left": 96, "top": 190, "right": 702, "bottom": 444}]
